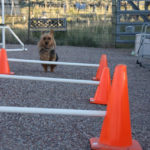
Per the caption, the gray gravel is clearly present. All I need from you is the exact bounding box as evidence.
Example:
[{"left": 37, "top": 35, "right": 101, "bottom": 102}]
[{"left": 0, "top": 44, "right": 150, "bottom": 150}]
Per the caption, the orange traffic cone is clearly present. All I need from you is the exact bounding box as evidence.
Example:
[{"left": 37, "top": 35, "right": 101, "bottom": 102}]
[
  {"left": 90, "top": 65, "right": 142, "bottom": 150},
  {"left": 0, "top": 48, "right": 14, "bottom": 75},
  {"left": 90, "top": 67, "right": 111, "bottom": 105},
  {"left": 93, "top": 54, "right": 108, "bottom": 81}
]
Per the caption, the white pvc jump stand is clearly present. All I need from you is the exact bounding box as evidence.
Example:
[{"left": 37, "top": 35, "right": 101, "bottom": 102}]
[
  {"left": 0, "top": 0, "right": 27, "bottom": 52},
  {"left": 0, "top": 25, "right": 28, "bottom": 51}
]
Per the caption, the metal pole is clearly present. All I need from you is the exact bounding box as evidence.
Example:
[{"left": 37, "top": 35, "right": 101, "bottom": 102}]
[
  {"left": 7, "top": 26, "right": 25, "bottom": 47},
  {"left": 0, "top": 106, "right": 106, "bottom": 117},
  {"left": 112, "top": 0, "right": 116, "bottom": 48},
  {"left": 1, "top": 0, "right": 5, "bottom": 48},
  {"left": 0, "top": 75, "right": 100, "bottom": 85},
  {"left": 8, "top": 58, "right": 99, "bottom": 67},
  {"left": 28, "top": 0, "right": 31, "bottom": 42}
]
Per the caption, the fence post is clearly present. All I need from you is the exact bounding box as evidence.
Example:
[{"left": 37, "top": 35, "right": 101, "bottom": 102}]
[
  {"left": 28, "top": 0, "right": 31, "bottom": 43},
  {"left": 112, "top": 0, "right": 116, "bottom": 48}
]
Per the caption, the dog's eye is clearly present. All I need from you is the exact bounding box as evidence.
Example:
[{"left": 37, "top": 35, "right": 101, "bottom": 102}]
[
  {"left": 43, "top": 37, "right": 46, "bottom": 40},
  {"left": 48, "top": 37, "right": 51, "bottom": 40}
]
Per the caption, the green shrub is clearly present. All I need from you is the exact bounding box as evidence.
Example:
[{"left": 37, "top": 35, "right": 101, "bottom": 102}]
[{"left": 0, "top": 22, "right": 113, "bottom": 48}]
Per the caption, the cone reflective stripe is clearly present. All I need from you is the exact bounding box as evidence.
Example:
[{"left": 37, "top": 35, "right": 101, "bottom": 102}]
[
  {"left": 90, "top": 67, "right": 111, "bottom": 105},
  {"left": 90, "top": 65, "right": 142, "bottom": 150},
  {"left": 0, "top": 49, "right": 14, "bottom": 75},
  {"left": 93, "top": 54, "right": 108, "bottom": 81}
]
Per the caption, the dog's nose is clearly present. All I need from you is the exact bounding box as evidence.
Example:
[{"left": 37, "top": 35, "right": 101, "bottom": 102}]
[{"left": 45, "top": 42, "right": 48, "bottom": 45}]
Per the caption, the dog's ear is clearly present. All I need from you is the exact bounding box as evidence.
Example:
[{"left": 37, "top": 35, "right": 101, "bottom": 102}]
[
  {"left": 50, "top": 30, "right": 54, "bottom": 36},
  {"left": 40, "top": 31, "right": 45, "bottom": 39},
  {"left": 40, "top": 31, "right": 45, "bottom": 37}
]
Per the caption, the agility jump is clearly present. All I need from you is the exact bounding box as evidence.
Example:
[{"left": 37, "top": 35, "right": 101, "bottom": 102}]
[
  {"left": 0, "top": 74, "right": 99, "bottom": 85},
  {"left": 8, "top": 58, "right": 99, "bottom": 67},
  {"left": 0, "top": 64, "right": 143, "bottom": 150},
  {"left": 0, "top": 0, "right": 27, "bottom": 51}
]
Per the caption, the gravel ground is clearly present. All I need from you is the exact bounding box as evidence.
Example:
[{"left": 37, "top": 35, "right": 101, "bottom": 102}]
[{"left": 0, "top": 44, "right": 150, "bottom": 150}]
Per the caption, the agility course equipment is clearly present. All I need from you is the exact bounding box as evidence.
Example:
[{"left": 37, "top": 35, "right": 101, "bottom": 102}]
[
  {"left": 0, "top": 55, "right": 100, "bottom": 85},
  {"left": 90, "top": 67, "right": 111, "bottom": 105},
  {"left": 1, "top": 49, "right": 108, "bottom": 82},
  {"left": 0, "top": 65, "right": 142, "bottom": 150},
  {"left": 92, "top": 54, "right": 108, "bottom": 81},
  {"left": 90, "top": 65, "right": 142, "bottom": 150},
  {"left": 0, "top": 0, "right": 27, "bottom": 51},
  {"left": 8, "top": 58, "right": 99, "bottom": 67},
  {"left": 0, "top": 48, "right": 100, "bottom": 85},
  {"left": 0, "top": 48, "right": 104, "bottom": 82},
  {"left": 0, "top": 48, "right": 14, "bottom": 74},
  {"left": 0, "top": 106, "right": 106, "bottom": 117},
  {"left": 0, "top": 74, "right": 99, "bottom": 85}
]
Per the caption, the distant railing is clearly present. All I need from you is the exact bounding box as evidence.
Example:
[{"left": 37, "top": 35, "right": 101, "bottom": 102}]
[{"left": 115, "top": 0, "right": 150, "bottom": 45}]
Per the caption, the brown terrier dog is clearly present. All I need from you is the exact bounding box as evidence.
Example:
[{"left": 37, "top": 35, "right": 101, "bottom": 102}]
[{"left": 38, "top": 30, "right": 58, "bottom": 72}]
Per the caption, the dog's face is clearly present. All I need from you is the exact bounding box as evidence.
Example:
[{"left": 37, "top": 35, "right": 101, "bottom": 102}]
[{"left": 38, "top": 30, "right": 55, "bottom": 49}]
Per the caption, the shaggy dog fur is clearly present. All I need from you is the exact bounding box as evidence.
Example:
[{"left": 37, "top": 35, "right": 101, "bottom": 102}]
[{"left": 38, "top": 30, "right": 58, "bottom": 72}]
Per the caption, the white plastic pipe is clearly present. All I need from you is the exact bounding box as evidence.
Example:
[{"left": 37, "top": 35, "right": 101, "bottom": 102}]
[
  {"left": 1, "top": 0, "right": 5, "bottom": 48},
  {"left": 0, "top": 106, "right": 106, "bottom": 117},
  {"left": 0, "top": 21, "right": 27, "bottom": 52},
  {"left": 0, "top": 26, "right": 7, "bottom": 29},
  {"left": 7, "top": 26, "right": 25, "bottom": 48},
  {"left": 0, "top": 75, "right": 100, "bottom": 85},
  {"left": 6, "top": 48, "right": 28, "bottom": 52},
  {"left": 8, "top": 58, "right": 99, "bottom": 67}
]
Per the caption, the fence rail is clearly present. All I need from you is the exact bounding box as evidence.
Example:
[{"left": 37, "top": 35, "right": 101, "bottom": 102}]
[{"left": 115, "top": 0, "right": 150, "bottom": 45}]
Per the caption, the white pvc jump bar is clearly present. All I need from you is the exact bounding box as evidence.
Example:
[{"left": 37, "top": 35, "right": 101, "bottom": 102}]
[
  {"left": 0, "top": 75, "right": 100, "bottom": 85},
  {"left": 8, "top": 58, "right": 99, "bottom": 67},
  {"left": 0, "top": 106, "right": 106, "bottom": 117},
  {"left": 6, "top": 49, "right": 28, "bottom": 52}
]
